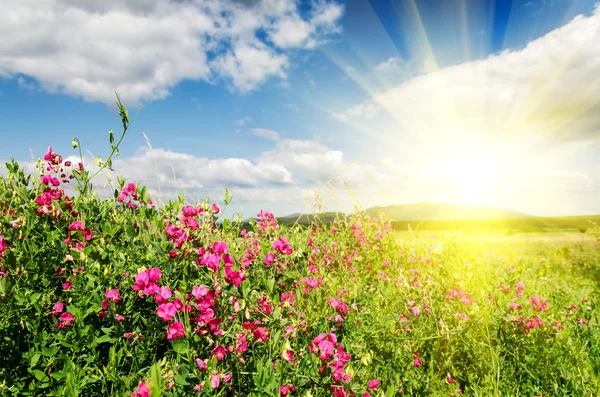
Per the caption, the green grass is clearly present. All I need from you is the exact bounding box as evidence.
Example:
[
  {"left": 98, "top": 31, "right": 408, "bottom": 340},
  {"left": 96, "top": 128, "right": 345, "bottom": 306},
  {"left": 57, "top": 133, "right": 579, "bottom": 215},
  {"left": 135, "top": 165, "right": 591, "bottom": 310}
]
[{"left": 391, "top": 215, "right": 600, "bottom": 234}]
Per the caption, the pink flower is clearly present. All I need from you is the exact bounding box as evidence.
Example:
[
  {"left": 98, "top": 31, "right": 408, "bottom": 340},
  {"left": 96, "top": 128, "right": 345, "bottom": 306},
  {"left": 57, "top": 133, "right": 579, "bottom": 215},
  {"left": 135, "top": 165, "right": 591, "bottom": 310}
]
[
  {"left": 280, "top": 385, "right": 295, "bottom": 397},
  {"left": 132, "top": 381, "right": 151, "bottom": 397},
  {"left": 68, "top": 221, "right": 84, "bottom": 231},
  {"left": 272, "top": 236, "right": 293, "bottom": 255},
  {"left": 154, "top": 286, "right": 172, "bottom": 303},
  {"left": 59, "top": 312, "right": 74, "bottom": 327},
  {"left": 51, "top": 302, "right": 64, "bottom": 316},
  {"left": 211, "top": 345, "right": 227, "bottom": 361},
  {"left": 147, "top": 267, "right": 162, "bottom": 281},
  {"left": 515, "top": 282, "right": 525, "bottom": 297},
  {"left": 329, "top": 299, "right": 349, "bottom": 316},
  {"left": 105, "top": 289, "right": 121, "bottom": 303},
  {"left": 497, "top": 284, "right": 510, "bottom": 294},
  {"left": 456, "top": 312, "right": 469, "bottom": 321},
  {"left": 115, "top": 314, "right": 126, "bottom": 321},
  {"left": 166, "top": 320, "right": 185, "bottom": 340},
  {"left": 311, "top": 333, "right": 336, "bottom": 361},
  {"left": 235, "top": 333, "right": 248, "bottom": 354},
  {"left": 200, "top": 252, "right": 221, "bottom": 272},
  {"left": 409, "top": 306, "right": 421, "bottom": 317},
  {"left": 157, "top": 303, "right": 177, "bottom": 322},
  {"left": 367, "top": 380, "right": 381, "bottom": 389},
  {"left": 212, "top": 241, "right": 228, "bottom": 254},
  {"left": 224, "top": 264, "right": 246, "bottom": 287},
  {"left": 192, "top": 285, "right": 208, "bottom": 300},
  {"left": 412, "top": 352, "right": 423, "bottom": 368},
  {"left": 264, "top": 252, "right": 275, "bottom": 265},
  {"left": 210, "top": 372, "right": 220, "bottom": 389},
  {"left": 282, "top": 349, "right": 294, "bottom": 363},
  {"left": 143, "top": 282, "right": 160, "bottom": 296},
  {"left": 134, "top": 271, "right": 149, "bottom": 288},
  {"left": 195, "top": 358, "right": 207, "bottom": 372},
  {"left": 253, "top": 327, "right": 270, "bottom": 342},
  {"left": 63, "top": 281, "right": 73, "bottom": 290},
  {"left": 81, "top": 228, "right": 92, "bottom": 241},
  {"left": 446, "top": 373, "right": 455, "bottom": 384},
  {"left": 529, "top": 296, "right": 548, "bottom": 311}
]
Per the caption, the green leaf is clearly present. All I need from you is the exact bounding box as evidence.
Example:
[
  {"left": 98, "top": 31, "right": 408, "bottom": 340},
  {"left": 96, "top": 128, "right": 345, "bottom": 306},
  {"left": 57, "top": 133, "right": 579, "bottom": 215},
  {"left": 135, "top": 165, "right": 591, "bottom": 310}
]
[
  {"left": 149, "top": 363, "right": 162, "bottom": 397},
  {"left": 33, "top": 369, "right": 47, "bottom": 381},
  {"left": 171, "top": 340, "right": 187, "bottom": 354},
  {"left": 174, "top": 374, "right": 190, "bottom": 386},
  {"left": 29, "top": 353, "right": 41, "bottom": 367},
  {"left": 41, "top": 346, "right": 58, "bottom": 357},
  {"left": 94, "top": 335, "right": 113, "bottom": 345}
]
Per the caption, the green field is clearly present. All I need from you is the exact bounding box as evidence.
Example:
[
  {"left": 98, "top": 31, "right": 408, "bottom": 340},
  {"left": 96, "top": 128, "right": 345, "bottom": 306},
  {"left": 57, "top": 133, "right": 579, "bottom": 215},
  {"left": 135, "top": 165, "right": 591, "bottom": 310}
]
[{"left": 391, "top": 215, "right": 600, "bottom": 234}]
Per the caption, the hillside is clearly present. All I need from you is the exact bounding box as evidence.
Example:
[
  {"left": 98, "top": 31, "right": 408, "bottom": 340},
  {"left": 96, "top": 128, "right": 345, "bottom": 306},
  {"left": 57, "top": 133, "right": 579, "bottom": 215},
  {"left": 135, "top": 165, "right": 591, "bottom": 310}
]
[{"left": 365, "top": 202, "right": 529, "bottom": 221}]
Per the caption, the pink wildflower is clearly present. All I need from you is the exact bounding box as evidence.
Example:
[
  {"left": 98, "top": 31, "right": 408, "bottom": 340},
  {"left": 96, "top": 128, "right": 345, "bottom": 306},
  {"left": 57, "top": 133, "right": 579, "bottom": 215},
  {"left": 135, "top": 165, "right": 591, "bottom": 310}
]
[
  {"left": 105, "top": 289, "right": 121, "bottom": 303},
  {"left": 132, "top": 381, "right": 151, "bottom": 397},
  {"left": 147, "top": 267, "right": 162, "bottom": 281},
  {"left": 367, "top": 379, "right": 381, "bottom": 389},
  {"left": 282, "top": 349, "right": 294, "bottom": 363},
  {"left": 280, "top": 385, "right": 295, "bottom": 397},
  {"left": 515, "top": 282, "right": 525, "bottom": 297},
  {"left": 212, "top": 241, "right": 228, "bottom": 254},
  {"left": 156, "top": 303, "right": 177, "bottom": 322},
  {"left": 210, "top": 372, "right": 220, "bottom": 389},
  {"left": 264, "top": 252, "right": 275, "bottom": 265},
  {"left": 166, "top": 320, "right": 185, "bottom": 340},
  {"left": 154, "top": 286, "right": 172, "bottom": 303},
  {"left": 196, "top": 358, "right": 207, "bottom": 372},
  {"left": 59, "top": 312, "right": 74, "bottom": 327},
  {"left": 51, "top": 302, "right": 64, "bottom": 317},
  {"left": 211, "top": 345, "right": 227, "bottom": 361},
  {"left": 192, "top": 285, "right": 209, "bottom": 300}
]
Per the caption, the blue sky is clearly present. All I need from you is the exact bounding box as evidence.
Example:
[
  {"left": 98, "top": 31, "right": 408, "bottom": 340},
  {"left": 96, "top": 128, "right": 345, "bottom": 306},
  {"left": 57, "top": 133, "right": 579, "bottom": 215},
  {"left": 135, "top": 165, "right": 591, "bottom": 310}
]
[{"left": 1, "top": 0, "right": 600, "bottom": 217}]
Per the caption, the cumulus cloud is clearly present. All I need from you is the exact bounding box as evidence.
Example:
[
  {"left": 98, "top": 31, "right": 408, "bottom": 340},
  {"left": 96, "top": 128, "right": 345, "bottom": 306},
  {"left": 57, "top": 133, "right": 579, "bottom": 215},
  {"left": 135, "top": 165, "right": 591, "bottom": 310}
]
[
  {"left": 374, "top": 57, "right": 407, "bottom": 74},
  {"left": 0, "top": 0, "right": 344, "bottom": 104},
  {"left": 332, "top": 102, "right": 380, "bottom": 121},
  {"left": 250, "top": 128, "right": 281, "bottom": 141},
  {"left": 334, "top": 4, "right": 600, "bottom": 142}
]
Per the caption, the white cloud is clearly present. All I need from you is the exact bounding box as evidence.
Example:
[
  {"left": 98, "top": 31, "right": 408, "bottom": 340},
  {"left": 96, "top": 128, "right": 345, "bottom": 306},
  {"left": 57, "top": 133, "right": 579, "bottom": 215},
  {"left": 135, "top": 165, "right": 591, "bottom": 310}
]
[
  {"left": 259, "top": 139, "right": 345, "bottom": 182},
  {"left": 250, "top": 128, "right": 281, "bottom": 141},
  {"left": 17, "top": 76, "right": 37, "bottom": 91},
  {"left": 234, "top": 117, "right": 252, "bottom": 127},
  {"left": 334, "top": 4, "right": 600, "bottom": 142},
  {"left": 374, "top": 57, "right": 406, "bottom": 73},
  {"left": 112, "top": 147, "right": 293, "bottom": 192},
  {"left": 0, "top": 0, "right": 344, "bottom": 105},
  {"left": 332, "top": 102, "right": 380, "bottom": 121}
]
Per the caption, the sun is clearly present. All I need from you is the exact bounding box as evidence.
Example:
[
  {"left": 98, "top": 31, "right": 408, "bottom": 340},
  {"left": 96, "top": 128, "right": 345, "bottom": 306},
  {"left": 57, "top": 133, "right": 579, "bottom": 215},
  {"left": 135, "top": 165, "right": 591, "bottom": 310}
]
[{"left": 444, "top": 143, "right": 500, "bottom": 206}]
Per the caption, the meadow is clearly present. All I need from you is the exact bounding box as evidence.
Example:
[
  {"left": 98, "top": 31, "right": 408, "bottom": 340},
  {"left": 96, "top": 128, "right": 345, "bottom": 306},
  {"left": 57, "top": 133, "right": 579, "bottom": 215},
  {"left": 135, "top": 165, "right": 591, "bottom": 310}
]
[{"left": 0, "top": 106, "right": 599, "bottom": 396}]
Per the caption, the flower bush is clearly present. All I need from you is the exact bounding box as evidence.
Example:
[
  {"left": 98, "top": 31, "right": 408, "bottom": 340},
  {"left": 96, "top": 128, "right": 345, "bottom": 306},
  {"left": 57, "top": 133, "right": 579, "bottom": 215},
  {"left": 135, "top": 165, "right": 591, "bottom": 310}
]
[{"left": 0, "top": 100, "right": 599, "bottom": 396}]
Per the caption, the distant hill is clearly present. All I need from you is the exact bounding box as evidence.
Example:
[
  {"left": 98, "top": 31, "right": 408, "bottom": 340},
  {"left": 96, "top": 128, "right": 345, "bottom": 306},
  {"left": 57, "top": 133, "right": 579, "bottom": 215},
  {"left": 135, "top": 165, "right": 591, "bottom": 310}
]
[
  {"left": 277, "top": 212, "right": 346, "bottom": 226},
  {"left": 365, "top": 202, "right": 530, "bottom": 221}
]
